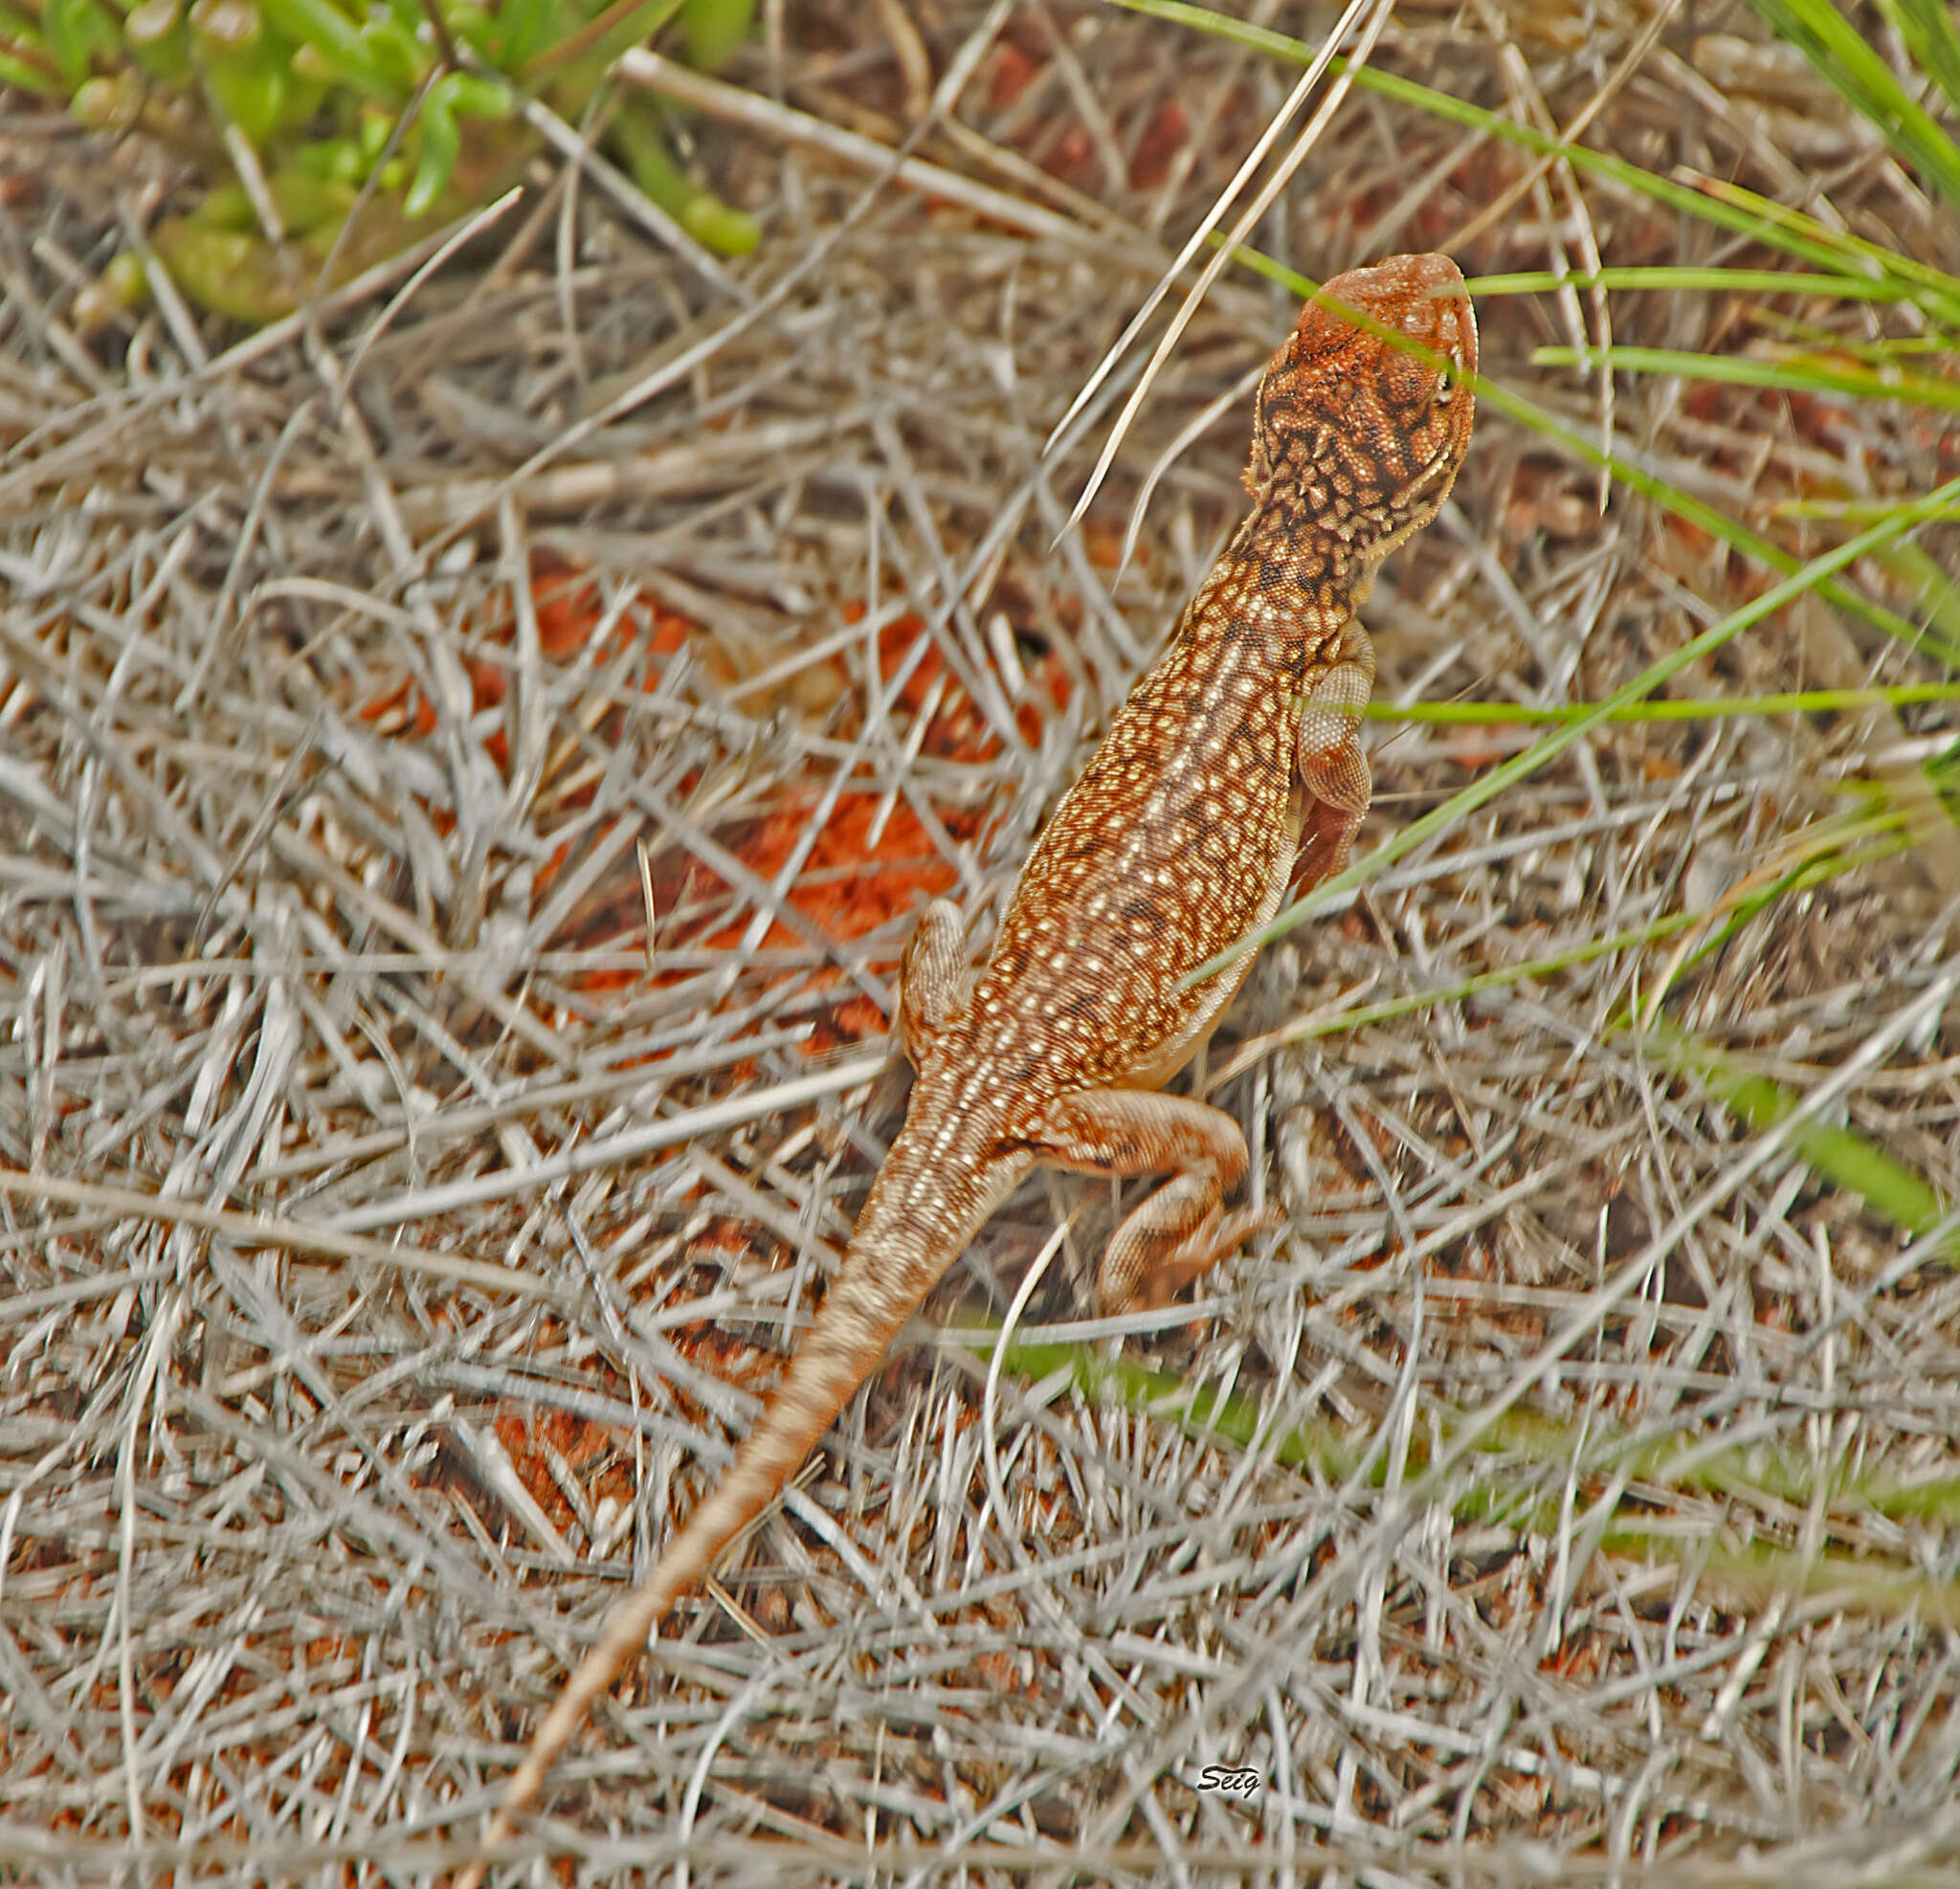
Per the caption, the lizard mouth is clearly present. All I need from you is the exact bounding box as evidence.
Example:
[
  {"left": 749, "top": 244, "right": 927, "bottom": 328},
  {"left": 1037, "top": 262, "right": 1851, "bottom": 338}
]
[
  {"left": 1432, "top": 349, "right": 1473, "bottom": 403},
  {"left": 1402, "top": 442, "right": 1464, "bottom": 508}
]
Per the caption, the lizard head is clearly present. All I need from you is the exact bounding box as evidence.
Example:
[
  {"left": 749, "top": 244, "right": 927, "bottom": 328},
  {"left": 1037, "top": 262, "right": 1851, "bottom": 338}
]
[{"left": 1242, "top": 252, "right": 1477, "bottom": 600}]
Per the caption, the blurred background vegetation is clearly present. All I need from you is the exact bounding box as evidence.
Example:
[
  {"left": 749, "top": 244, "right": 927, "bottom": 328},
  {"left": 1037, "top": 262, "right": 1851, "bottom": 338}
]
[{"left": 3, "top": 0, "right": 758, "bottom": 322}]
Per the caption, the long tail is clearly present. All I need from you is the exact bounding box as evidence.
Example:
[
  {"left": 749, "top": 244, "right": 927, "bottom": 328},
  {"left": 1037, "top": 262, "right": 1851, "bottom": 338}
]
[{"left": 457, "top": 1135, "right": 1018, "bottom": 1884}]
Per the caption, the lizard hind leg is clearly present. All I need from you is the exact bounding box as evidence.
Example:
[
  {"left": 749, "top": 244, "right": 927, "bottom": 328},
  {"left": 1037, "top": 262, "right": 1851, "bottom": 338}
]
[
  {"left": 896, "top": 898, "right": 973, "bottom": 1066},
  {"left": 1029, "top": 1089, "right": 1284, "bottom": 1314}
]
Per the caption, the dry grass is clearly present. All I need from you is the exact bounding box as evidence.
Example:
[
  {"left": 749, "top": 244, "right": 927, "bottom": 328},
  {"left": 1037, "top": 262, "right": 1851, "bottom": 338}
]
[{"left": 3, "top": 1, "right": 1959, "bottom": 1882}]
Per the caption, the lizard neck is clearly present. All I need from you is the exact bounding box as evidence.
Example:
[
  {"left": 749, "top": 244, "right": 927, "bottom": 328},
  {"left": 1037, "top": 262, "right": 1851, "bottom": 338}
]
[
  {"left": 1209, "top": 504, "right": 1366, "bottom": 656},
  {"left": 1168, "top": 514, "right": 1357, "bottom": 690}
]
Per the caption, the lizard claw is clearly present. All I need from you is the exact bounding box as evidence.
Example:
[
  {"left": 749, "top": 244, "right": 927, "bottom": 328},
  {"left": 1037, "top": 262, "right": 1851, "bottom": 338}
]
[{"left": 1097, "top": 1199, "right": 1288, "bottom": 1314}]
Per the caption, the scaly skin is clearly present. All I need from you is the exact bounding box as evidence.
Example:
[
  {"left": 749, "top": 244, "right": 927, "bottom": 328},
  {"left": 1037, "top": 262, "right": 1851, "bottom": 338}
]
[{"left": 457, "top": 253, "right": 1476, "bottom": 1881}]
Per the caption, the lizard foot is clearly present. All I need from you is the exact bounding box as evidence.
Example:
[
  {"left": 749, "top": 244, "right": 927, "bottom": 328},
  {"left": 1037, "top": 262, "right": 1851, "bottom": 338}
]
[
  {"left": 1097, "top": 1195, "right": 1286, "bottom": 1314},
  {"left": 1019, "top": 1088, "right": 1281, "bottom": 1315}
]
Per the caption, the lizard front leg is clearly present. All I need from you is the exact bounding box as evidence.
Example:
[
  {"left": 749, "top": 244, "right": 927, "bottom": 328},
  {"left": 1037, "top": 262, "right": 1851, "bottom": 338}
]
[
  {"left": 896, "top": 897, "right": 971, "bottom": 1065},
  {"left": 1291, "top": 618, "right": 1376, "bottom": 889},
  {"left": 1026, "top": 1090, "right": 1282, "bottom": 1312}
]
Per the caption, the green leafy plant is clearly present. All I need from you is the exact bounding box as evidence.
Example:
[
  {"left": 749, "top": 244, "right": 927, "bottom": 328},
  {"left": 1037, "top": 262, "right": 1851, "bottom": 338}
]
[{"left": 5, "top": 0, "right": 759, "bottom": 323}]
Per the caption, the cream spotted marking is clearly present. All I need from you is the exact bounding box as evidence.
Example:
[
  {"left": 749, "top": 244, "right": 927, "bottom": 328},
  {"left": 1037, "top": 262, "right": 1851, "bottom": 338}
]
[{"left": 457, "top": 253, "right": 1476, "bottom": 1883}]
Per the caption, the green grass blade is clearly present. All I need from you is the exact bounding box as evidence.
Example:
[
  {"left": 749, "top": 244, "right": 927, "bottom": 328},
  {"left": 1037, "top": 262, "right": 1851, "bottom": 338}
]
[
  {"left": 942, "top": 1330, "right": 1960, "bottom": 1622},
  {"left": 1880, "top": 0, "right": 1960, "bottom": 114},
  {"left": 1690, "top": 170, "right": 1960, "bottom": 315},
  {"left": 1275, "top": 808, "right": 1910, "bottom": 1052},
  {"left": 1636, "top": 814, "right": 1921, "bottom": 1007},
  {"left": 1750, "top": 0, "right": 1960, "bottom": 207},
  {"left": 1365, "top": 682, "right": 1960, "bottom": 725},
  {"left": 1873, "top": 541, "right": 1960, "bottom": 666},
  {"left": 1534, "top": 342, "right": 1960, "bottom": 415},
  {"left": 1260, "top": 910, "right": 1712, "bottom": 1050},
  {"left": 1109, "top": 0, "right": 1960, "bottom": 324},
  {"left": 1471, "top": 266, "right": 1919, "bottom": 301},
  {"left": 1645, "top": 1021, "right": 1950, "bottom": 1238},
  {"left": 1478, "top": 370, "right": 1956, "bottom": 661}
]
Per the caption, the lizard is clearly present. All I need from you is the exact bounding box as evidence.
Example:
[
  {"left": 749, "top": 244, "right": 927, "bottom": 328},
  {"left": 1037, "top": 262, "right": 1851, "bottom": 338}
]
[{"left": 457, "top": 251, "right": 1476, "bottom": 1879}]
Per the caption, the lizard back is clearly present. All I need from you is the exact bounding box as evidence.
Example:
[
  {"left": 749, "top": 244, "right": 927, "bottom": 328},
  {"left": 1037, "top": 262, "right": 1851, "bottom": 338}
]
[{"left": 949, "top": 252, "right": 1478, "bottom": 1101}]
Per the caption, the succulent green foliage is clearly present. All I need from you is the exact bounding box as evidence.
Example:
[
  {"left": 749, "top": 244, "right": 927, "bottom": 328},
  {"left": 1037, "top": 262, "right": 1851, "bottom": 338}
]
[
  {"left": 41, "top": 0, "right": 118, "bottom": 85},
  {"left": 4, "top": 0, "right": 763, "bottom": 322},
  {"left": 404, "top": 68, "right": 511, "bottom": 213},
  {"left": 678, "top": 0, "right": 746, "bottom": 71}
]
